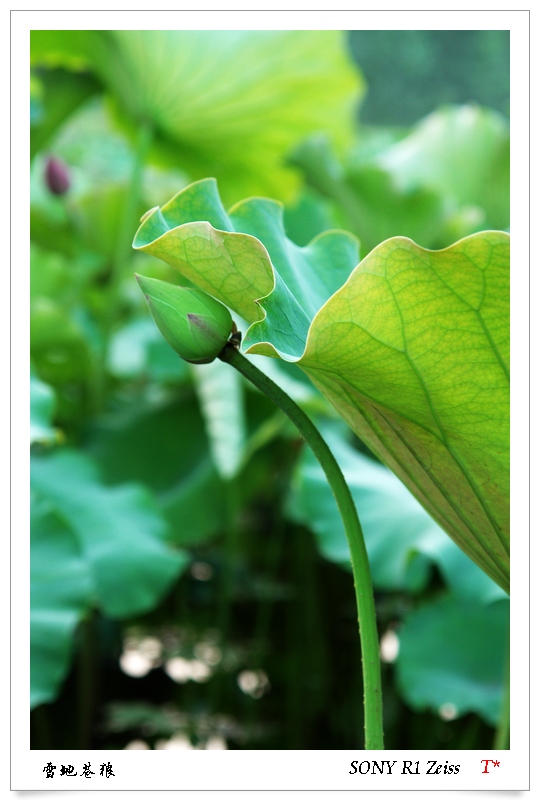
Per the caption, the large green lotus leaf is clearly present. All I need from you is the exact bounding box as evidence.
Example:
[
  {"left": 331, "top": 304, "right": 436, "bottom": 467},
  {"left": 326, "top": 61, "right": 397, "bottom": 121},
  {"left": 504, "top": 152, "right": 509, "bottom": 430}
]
[
  {"left": 133, "top": 179, "right": 509, "bottom": 592},
  {"left": 396, "top": 594, "right": 509, "bottom": 725},
  {"left": 31, "top": 30, "right": 363, "bottom": 202},
  {"left": 288, "top": 427, "right": 507, "bottom": 603},
  {"left": 300, "top": 235, "right": 509, "bottom": 593},
  {"left": 31, "top": 449, "right": 187, "bottom": 618}
]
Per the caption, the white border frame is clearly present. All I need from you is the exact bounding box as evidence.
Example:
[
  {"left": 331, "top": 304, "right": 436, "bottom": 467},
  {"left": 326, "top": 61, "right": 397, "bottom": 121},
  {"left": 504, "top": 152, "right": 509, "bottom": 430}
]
[{"left": 10, "top": 5, "right": 531, "bottom": 795}]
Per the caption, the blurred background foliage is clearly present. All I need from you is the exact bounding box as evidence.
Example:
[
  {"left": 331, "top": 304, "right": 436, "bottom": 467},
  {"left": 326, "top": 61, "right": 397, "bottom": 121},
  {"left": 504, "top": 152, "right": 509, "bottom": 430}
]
[{"left": 30, "top": 29, "right": 509, "bottom": 751}]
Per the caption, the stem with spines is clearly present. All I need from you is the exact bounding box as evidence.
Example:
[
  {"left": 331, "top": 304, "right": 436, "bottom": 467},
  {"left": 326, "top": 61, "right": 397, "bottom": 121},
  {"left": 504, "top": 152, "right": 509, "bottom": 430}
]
[{"left": 218, "top": 341, "right": 384, "bottom": 750}]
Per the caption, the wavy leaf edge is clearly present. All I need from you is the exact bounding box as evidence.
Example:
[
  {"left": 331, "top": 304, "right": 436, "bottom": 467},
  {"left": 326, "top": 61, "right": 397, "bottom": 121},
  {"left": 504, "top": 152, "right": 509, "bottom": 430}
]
[{"left": 133, "top": 177, "right": 509, "bottom": 365}]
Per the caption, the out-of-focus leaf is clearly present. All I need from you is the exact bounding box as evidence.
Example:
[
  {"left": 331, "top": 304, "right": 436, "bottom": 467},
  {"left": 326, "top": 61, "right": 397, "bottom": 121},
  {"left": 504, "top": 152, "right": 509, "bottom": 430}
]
[
  {"left": 30, "top": 369, "right": 59, "bottom": 446},
  {"left": 31, "top": 30, "right": 363, "bottom": 203},
  {"left": 134, "top": 179, "right": 510, "bottom": 593},
  {"left": 30, "top": 30, "right": 96, "bottom": 71},
  {"left": 30, "top": 68, "right": 100, "bottom": 158},
  {"left": 52, "top": 97, "right": 190, "bottom": 205},
  {"left": 290, "top": 134, "right": 447, "bottom": 255},
  {"left": 290, "top": 106, "right": 509, "bottom": 253},
  {"left": 31, "top": 494, "right": 94, "bottom": 708},
  {"left": 30, "top": 243, "right": 71, "bottom": 301},
  {"left": 29, "top": 242, "right": 106, "bottom": 429},
  {"left": 30, "top": 72, "right": 44, "bottom": 124},
  {"left": 38, "top": 98, "right": 189, "bottom": 262},
  {"left": 107, "top": 317, "right": 189, "bottom": 382},
  {"left": 30, "top": 297, "right": 92, "bottom": 385},
  {"left": 31, "top": 449, "right": 187, "bottom": 618},
  {"left": 376, "top": 105, "right": 509, "bottom": 230},
  {"left": 191, "top": 360, "right": 246, "bottom": 479},
  {"left": 85, "top": 396, "right": 228, "bottom": 547},
  {"left": 348, "top": 30, "right": 510, "bottom": 126},
  {"left": 161, "top": 459, "right": 226, "bottom": 548},
  {"left": 32, "top": 97, "right": 141, "bottom": 260},
  {"left": 74, "top": 182, "right": 141, "bottom": 260},
  {"left": 283, "top": 187, "right": 344, "bottom": 248},
  {"left": 85, "top": 396, "right": 209, "bottom": 491},
  {"left": 433, "top": 540, "right": 508, "bottom": 604},
  {"left": 396, "top": 594, "right": 509, "bottom": 725},
  {"left": 30, "top": 242, "right": 103, "bottom": 309},
  {"left": 288, "top": 427, "right": 506, "bottom": 601},
  {"left": 53, "top": 97, "right": 134, "bottom": 182}
]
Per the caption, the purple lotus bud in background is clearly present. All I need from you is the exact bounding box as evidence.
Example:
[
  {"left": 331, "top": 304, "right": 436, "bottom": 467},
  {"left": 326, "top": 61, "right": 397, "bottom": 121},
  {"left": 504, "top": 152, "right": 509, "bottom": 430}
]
[{"left": 45, "top": 156, "right": 70, "bottom": 195}]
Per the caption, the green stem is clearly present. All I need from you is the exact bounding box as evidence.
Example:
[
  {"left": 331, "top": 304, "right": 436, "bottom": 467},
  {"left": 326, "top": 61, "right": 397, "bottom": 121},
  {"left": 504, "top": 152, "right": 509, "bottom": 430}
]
[{"left": 219, "top": 343, "right": 384, "bottom": 750}]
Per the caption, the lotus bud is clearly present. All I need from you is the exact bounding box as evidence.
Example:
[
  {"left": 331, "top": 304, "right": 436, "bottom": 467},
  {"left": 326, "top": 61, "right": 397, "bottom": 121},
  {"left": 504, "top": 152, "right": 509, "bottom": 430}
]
[
  {"left": 45, "top": 156, "right": 70, "bottom": 195},
  {"left": 135, "top": 274, "right": 234, "bottom": 364}
]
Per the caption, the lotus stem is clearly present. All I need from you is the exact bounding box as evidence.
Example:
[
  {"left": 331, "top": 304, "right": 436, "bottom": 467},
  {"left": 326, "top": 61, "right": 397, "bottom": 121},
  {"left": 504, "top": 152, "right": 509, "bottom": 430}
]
[{"left": 219, "top": 341, "right": 384, "bottom": 750}]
